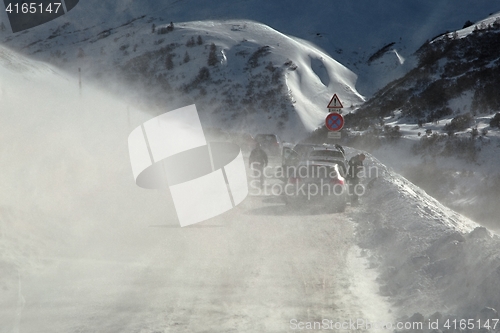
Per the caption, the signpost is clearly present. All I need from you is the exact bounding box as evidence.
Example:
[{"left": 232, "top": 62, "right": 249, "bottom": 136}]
[
  {"left": 326, "top": 93, "right": 345, "bottom": 141},
  {"left": 327, "top": 93, "right": 343, "bottom": 110},
  {"left": 325, "top": 112, "right": 344, "bottom": 131},
  {"left": 327, "top": 131, "right": 341, "bottom": 139}
]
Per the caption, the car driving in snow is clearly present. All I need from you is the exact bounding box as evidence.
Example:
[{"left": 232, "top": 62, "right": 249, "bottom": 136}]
[
  {"left": 282, "top": 146, "right": 348, "bottom": 212},
  {"left": 281, "top": 143, "right": 347, "bottom": 174},
  {"left": 283, "top": 161, "right": 347, "bottom": 212},
  {"left": 305, "top": 146, "right": 347, "bottom": 175}
]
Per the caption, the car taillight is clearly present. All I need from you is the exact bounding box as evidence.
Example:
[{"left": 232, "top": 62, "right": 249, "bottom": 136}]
[{"left": 331, "top": 178, "right": 344, "bottom": 186}]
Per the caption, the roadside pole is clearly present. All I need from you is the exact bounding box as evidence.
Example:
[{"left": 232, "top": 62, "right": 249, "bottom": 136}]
[
  {"left": 78, "top": 67, "right": 82, "bottom": 97},
  {"left": 326, "top": 93, "right": 344, "bottom": 143}
]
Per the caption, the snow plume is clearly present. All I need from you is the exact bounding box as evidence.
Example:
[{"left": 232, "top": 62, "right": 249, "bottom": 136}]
[
  {"left": 0, "top": 45, "right": 181, "bottom": 292},
  {"left": 392, "top": 49, "right": 405, "bottom": 65}
]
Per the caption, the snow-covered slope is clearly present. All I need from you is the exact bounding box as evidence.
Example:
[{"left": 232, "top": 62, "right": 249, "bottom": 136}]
[
  {"left": 364, "top": 127, "right": 500, "bottom": 229},
  {"left": 354, "top": 11, "right": 500, "bottom": 122},
  {"left": 1, "top": 0, "right": 498, "bottom": 96},
  {"left": 352, "top": 151, "right": 500, "bottom": 321},
  {"left": 434, "top": 12, "right": 500, "bottom": 41},
  {"left": 339, "top": 11, "right": 500, "bottom": 229},
  {"left": 1, "top": 20, "right": 365, "bottom": 140}
]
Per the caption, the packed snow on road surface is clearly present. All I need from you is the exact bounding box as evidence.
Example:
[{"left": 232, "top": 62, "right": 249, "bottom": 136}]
[{"left": 2, "top": 15, "right": 500, "bottom": 333}]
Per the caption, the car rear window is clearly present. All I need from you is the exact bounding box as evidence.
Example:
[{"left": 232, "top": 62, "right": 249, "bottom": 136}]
[
  {"left": 293, "top": 144, "right": 316, "bottom": 156},
  {"left": 308, "top": 150, "right": 344, "bottom": 160}
]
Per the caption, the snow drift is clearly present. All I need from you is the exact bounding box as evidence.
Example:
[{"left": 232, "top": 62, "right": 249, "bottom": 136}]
[{"left": 353, "top": 150, "right": 500, "bottom": 322}]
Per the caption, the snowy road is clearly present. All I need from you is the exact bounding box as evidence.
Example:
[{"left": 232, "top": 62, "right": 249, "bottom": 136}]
[
  {"left": 0, "top": 56, "right": 392, "bottom": 332},
  {"left": 1, "top": 195, "right": 391, "bottom": 333}
]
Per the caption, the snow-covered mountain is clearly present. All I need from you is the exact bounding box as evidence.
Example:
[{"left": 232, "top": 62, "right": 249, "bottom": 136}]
[
  {"left": 335, "top": 12, "right": 500, "bottom": 228},
  {"left": 354, "top": 12, "right": 500, "bottom": 123},
  {"left": 1, "top": 1, "right": 498, "bottom": 141},
  {"left": 1, "top": 0, "right": 499, "bottom": 97},
  {"left": 2, "top": 18, "right": 365, "bottom": 141}
]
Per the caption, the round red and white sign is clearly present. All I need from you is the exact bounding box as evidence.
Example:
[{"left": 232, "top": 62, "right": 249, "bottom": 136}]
[{"left": 325, "top": 113, "right": 344, "bottom": 131}]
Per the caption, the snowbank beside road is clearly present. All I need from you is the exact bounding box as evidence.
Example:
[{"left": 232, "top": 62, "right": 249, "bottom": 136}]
[{"left": 353, "top": 152, "right": 500, "bottom": 325}]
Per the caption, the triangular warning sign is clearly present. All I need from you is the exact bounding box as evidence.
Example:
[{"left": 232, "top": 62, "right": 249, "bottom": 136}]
[{"left": 327, "top": 94, "right": 343, "bottom": 109}]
